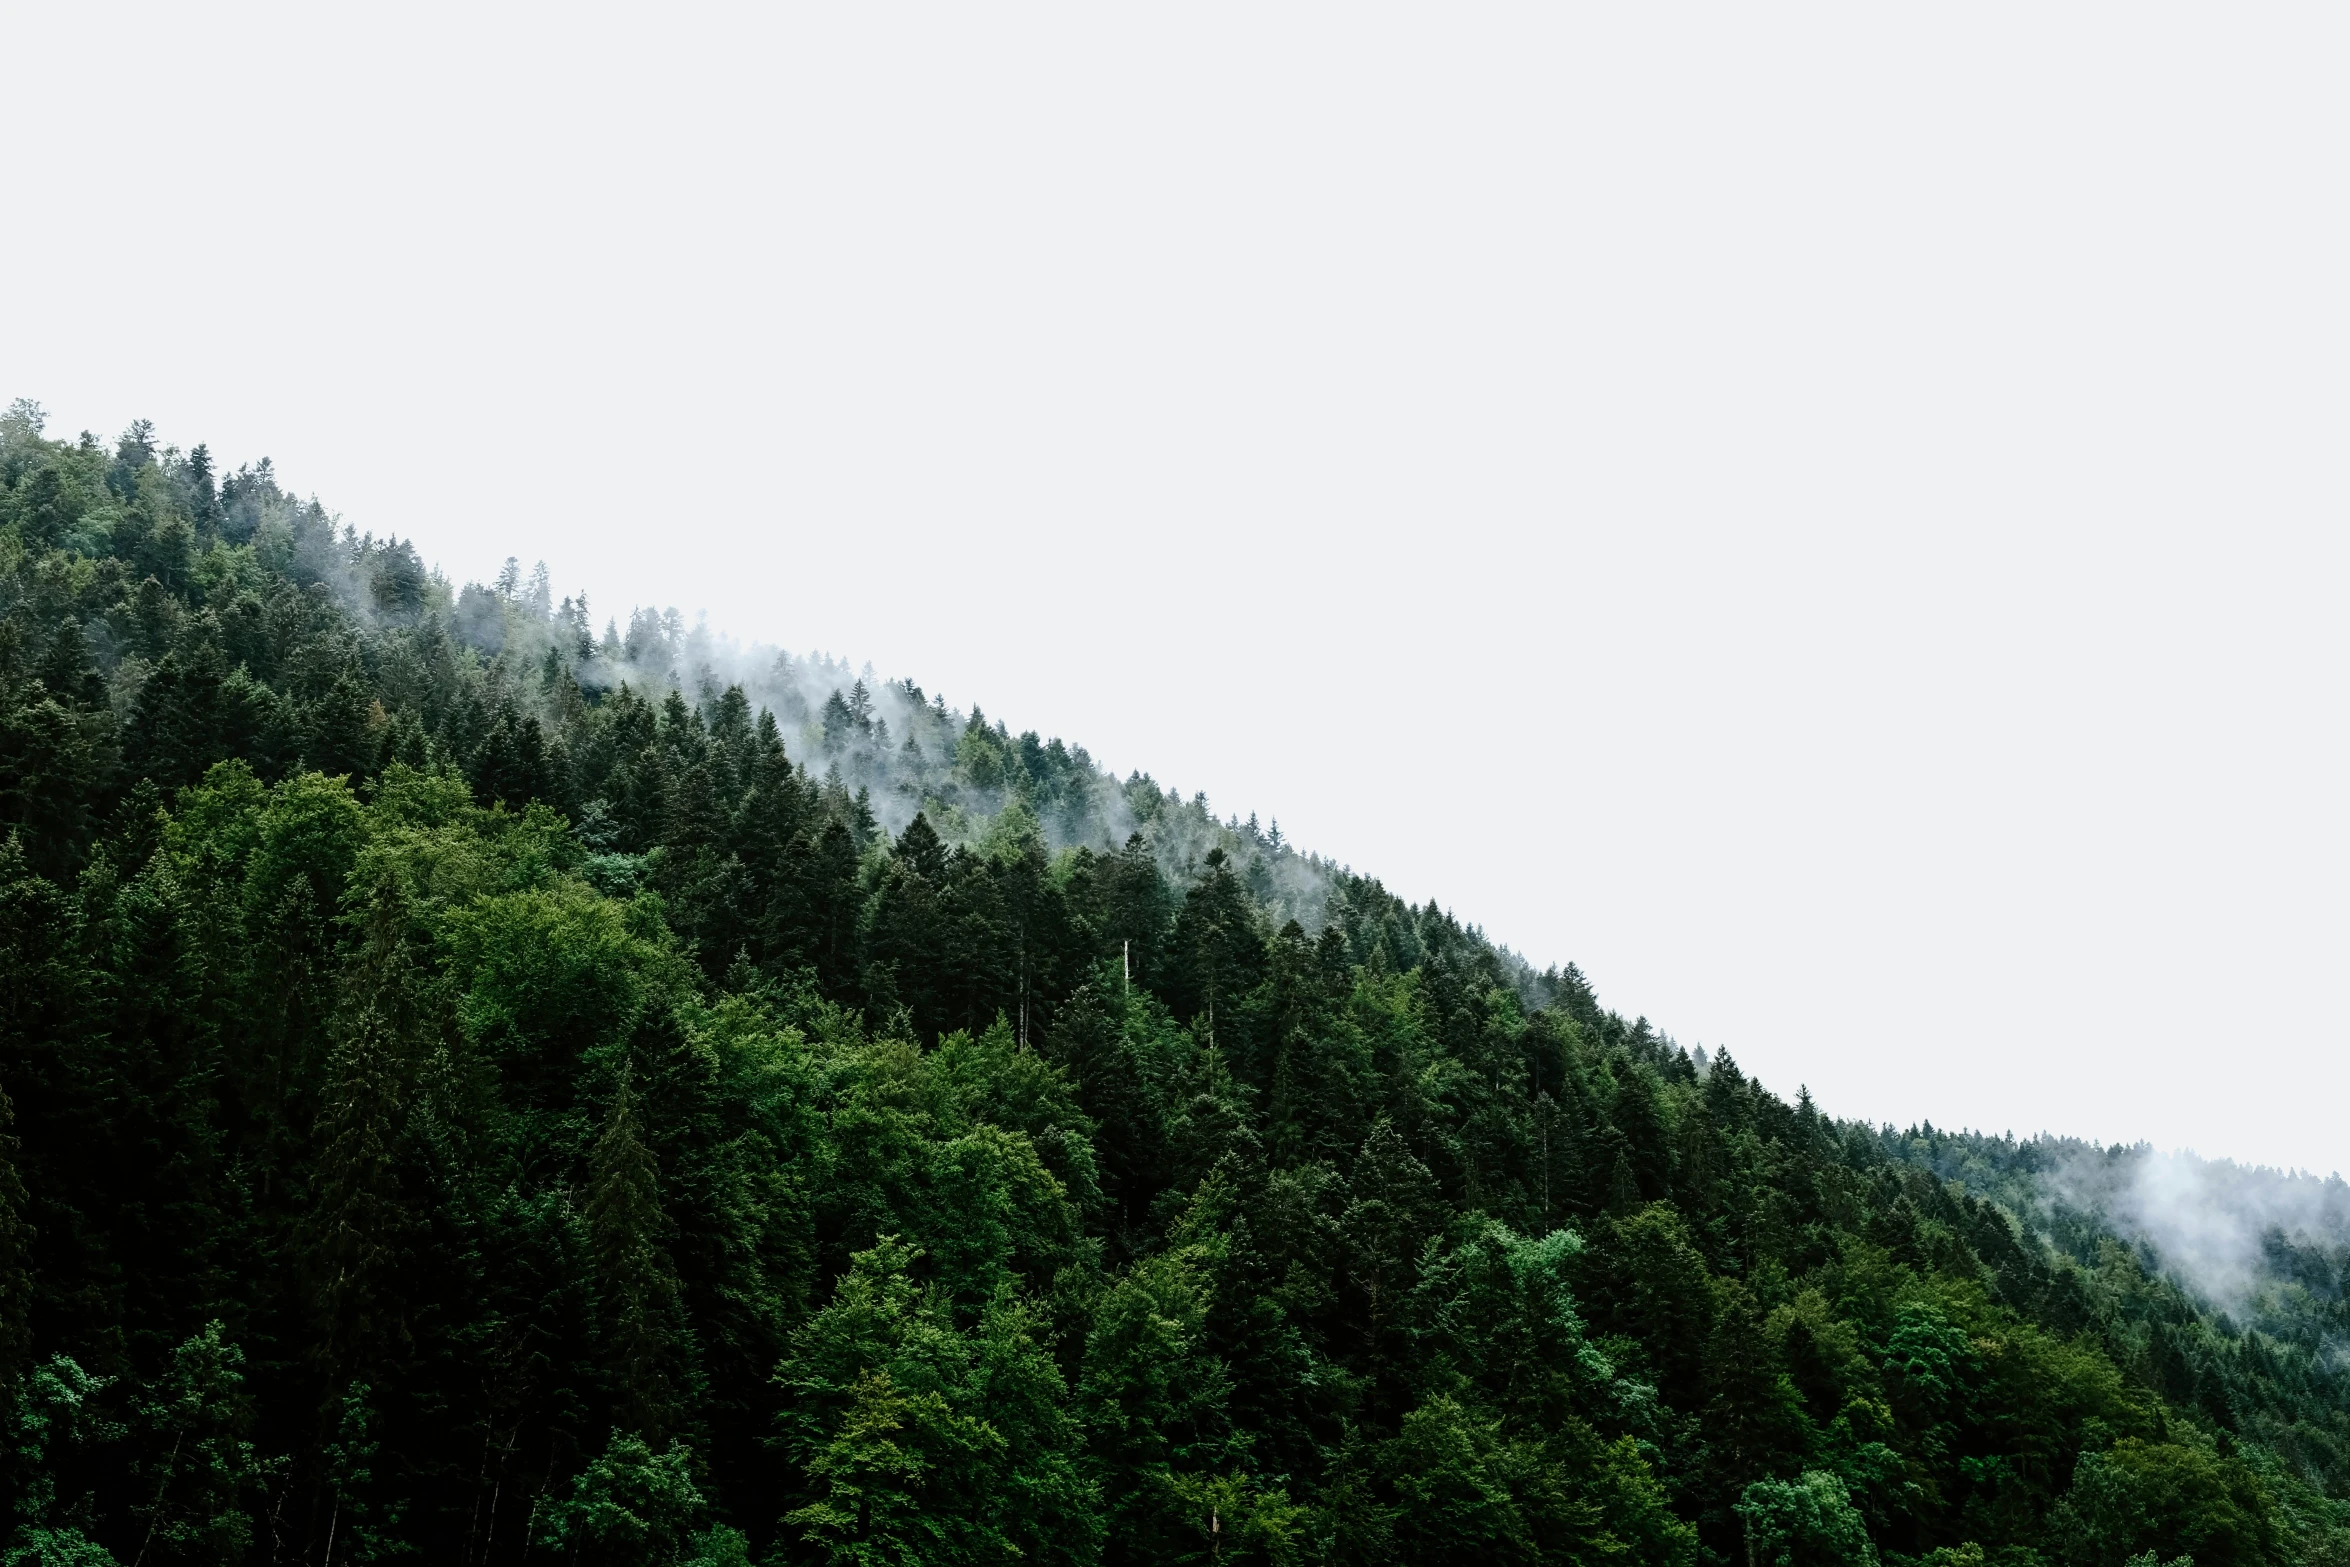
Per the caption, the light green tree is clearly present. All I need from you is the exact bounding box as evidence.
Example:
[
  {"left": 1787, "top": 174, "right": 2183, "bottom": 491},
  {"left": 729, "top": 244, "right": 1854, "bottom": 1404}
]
[{"left": 1735, "top": 1470, "right": 1878, "bottom": 1567}]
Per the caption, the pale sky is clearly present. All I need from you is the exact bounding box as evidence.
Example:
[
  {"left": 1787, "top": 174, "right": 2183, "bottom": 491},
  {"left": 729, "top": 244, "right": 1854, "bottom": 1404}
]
[{"left": 10, "top": 6, "right": 2346, "bottom": 1171}]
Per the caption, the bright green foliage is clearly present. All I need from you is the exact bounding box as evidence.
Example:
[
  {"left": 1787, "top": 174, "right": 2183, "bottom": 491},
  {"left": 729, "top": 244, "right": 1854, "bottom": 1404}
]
[
  {"left": 316, "top": 1383, "right": 401, "bottom": 1564},
  {"left": 1078, "top": 1217, "right": 1247, "bottom": 1562},
  {"left": 776, "top": 1237, "right": 1097, "bottom": 1566},
  {"left": 126, "top": 1324, "right": 272, "bottom": 1567},
  {"left": 1161, "top": 1470, "right": 1305, "bottom": 1566},
  {"left": 5, "top": 1357, "right": 123, "bottom": 1564},
  {"left": 0, "top": 410, "right": 2341, "bottom": 1564},
  {"left": 3, "top": 1527, "right": 119, "bottom": 1566},
  {"left": 1739, "top": 1471, "right": 1881, "bottom": 1565},
  {"left": 533, "top": 1429, "right": 708, "bottom": 1566}
]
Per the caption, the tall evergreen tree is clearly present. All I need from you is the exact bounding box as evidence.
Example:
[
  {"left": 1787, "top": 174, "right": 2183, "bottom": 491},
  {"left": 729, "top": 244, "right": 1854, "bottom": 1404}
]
[{"left": 587, "top": 1066, "right": 687, "bottom": 1441}]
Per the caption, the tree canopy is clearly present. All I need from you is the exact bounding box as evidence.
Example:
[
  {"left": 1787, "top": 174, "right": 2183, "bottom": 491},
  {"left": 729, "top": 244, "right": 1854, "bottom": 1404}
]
[{"left": 0, "top": 404, "right": 2344, "bottom": 1564}]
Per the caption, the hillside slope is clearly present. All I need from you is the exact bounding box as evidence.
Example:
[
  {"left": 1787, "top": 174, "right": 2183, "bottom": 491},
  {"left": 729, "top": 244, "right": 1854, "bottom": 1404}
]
[{"left": 1, "top": 405, "right": 2343, "bottom": 1565}]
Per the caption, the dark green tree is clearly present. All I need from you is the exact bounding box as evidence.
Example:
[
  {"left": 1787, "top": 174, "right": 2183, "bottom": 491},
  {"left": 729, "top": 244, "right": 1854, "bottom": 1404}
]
[{"left": 587, "top": 1066, "right": 688, "bottom": 1441}]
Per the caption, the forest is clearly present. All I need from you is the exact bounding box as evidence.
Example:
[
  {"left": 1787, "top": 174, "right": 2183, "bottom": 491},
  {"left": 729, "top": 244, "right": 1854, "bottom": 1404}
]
[{"left": 0, "top": 401, "right": 2345, "bottom": 1565}]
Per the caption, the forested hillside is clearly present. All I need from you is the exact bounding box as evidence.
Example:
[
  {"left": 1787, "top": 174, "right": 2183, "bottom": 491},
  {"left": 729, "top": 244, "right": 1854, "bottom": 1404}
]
[{"left": 0, "top": 404, "right": 2344, "bottom": 1565}]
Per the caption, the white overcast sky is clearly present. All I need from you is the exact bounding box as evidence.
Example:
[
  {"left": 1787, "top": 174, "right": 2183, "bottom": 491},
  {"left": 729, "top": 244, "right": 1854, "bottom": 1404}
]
[{"left": 9, "top": 6, "right": 2346, "bottom": 1172}]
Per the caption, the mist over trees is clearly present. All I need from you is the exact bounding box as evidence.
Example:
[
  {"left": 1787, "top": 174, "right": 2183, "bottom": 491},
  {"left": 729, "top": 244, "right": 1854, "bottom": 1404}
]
[{"left": 1, "top": 404, "right": 2345, "bottom": 1564}]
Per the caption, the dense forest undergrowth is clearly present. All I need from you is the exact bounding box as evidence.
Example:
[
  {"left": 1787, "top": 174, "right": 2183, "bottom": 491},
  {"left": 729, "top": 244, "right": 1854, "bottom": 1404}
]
[{"left": 1, "top": 404, "right": 2346, "bottom": 1565}]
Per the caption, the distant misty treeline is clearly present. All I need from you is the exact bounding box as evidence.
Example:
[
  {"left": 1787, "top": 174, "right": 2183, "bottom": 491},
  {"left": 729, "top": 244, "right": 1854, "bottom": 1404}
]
[
  {"left": 1887, "top": 1124, "right": 2350, "bottom": 1314},
  {"left": 1881, "top": 1122, "right": 2350, "bottom": 1500}
]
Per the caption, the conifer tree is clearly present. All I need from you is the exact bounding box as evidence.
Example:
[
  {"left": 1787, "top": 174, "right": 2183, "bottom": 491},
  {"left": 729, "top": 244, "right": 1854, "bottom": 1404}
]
[
  {"left": 306, "top": 997, "right": 419, "bottom": 1378},
  {"left": 0, "top": 1079, "right": 34, "bottom": 1379},
  {"left": 587, "top": 1065, "right": 685, "bottom": 1440},
  {"left": 1170, "top": 849, "right": 1264, "bottom": 1058},
  {"left": 31, "top": 618, "right": 104, "bottom": 711}
]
